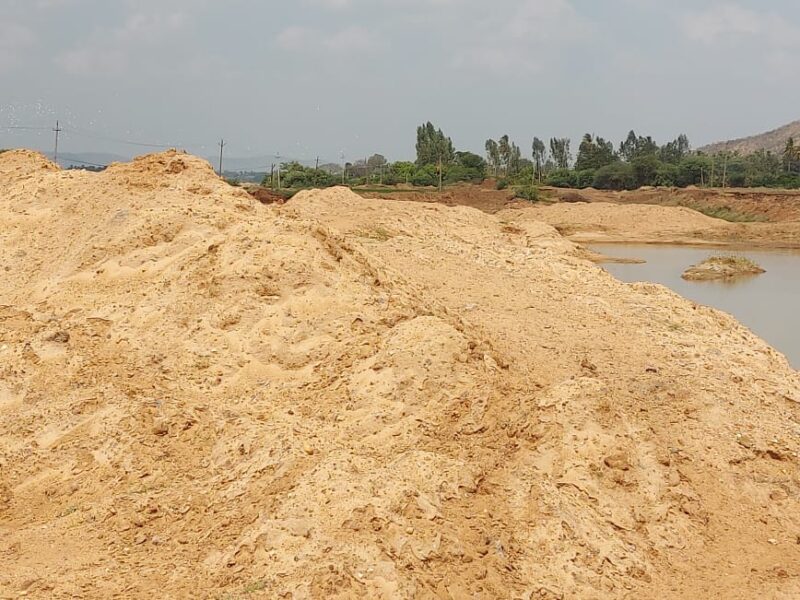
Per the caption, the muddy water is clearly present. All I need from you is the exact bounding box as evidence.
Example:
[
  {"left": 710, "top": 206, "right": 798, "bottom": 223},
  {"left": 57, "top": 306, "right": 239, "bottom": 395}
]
[{"left": 592, "top": 244, "right": 800, "bottom": 369}]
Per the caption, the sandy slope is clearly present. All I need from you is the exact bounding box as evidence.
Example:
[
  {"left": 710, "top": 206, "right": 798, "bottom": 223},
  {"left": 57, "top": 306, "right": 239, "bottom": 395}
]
[{"left": 1, "top": 150, "right": 800, "bottom": 599}]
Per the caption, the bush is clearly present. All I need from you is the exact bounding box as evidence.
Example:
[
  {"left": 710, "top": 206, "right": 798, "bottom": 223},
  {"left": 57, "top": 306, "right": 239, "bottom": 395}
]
[
  {"left": 593, "top": 162, "right": 636, "bottom": 190},
  {"left": 411, "top": 164, "right": 437, "bottom": 187},
  {"left": 574, "top": 169, "right": 596, "bottom": 189},
  {"left": 655, "top": 163, "right": 679, "bottom": 187},
  {"left": 546, "top": 169, "right": 577, "bottom": 188},
  {"left": 513, "top": 185, "right": 540, "bottom": 202},
  {"left": 495, "top": 178, "right": 509, "bottom": 190}
]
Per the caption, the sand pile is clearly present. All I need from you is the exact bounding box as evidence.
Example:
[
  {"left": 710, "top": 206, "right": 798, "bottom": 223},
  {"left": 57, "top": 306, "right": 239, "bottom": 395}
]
[{"left": 2, "top": 150, "right": 800, "bottom": 599}]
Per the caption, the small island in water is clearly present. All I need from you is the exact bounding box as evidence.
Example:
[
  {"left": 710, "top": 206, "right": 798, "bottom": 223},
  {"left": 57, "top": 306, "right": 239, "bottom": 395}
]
[{"left": 682, "top": 255, "right": 766, "bottom": 281}]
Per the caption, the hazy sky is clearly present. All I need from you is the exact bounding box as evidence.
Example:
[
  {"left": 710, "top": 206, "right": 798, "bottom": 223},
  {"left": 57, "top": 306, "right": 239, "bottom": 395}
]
[{"left": 2, "top": 0, "right": 799, "bottom": 163}]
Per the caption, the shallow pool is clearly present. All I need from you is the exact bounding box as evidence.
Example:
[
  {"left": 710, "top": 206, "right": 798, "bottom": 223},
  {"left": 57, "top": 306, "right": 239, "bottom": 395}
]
[{"left": 591, "top": 244, "right": 800, "bottom": 369}]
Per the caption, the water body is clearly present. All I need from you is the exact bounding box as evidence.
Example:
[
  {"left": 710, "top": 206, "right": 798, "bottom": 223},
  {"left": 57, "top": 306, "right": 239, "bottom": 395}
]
[{"left": 591, "top": 244, "right": 800, "bottom": 369}]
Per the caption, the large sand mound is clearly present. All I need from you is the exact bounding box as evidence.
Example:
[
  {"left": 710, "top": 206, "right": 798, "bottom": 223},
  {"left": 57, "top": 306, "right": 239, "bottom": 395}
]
[{"left": 1, "top": 150, "right": 800, "bottom": 599}]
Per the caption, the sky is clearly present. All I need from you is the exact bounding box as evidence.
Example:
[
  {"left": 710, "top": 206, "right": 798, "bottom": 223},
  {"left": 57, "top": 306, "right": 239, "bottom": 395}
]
[{"left": 1, "top": 0, "right": 799, "bottom": 164}]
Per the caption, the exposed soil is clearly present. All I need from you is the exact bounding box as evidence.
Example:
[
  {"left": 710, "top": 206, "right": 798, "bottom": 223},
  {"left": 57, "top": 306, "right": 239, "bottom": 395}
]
[
  {"left": 2, "top": 150, "right": 800, "bottom": 599},
  {"left": 511, "top": 201, "right": 800, "bottom": 249}
]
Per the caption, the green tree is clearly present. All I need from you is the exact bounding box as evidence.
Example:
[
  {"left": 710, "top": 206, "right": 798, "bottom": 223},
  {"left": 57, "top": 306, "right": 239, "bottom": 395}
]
[
  {"left": 390, "top": 161, "right": 416, "bottom": 185},
  {"left": 415, "top": 122, "right": 454, "bottom": 191},
  {"left": 676, "top": 155, "right": 711, "bottom": 187},
  {"left": 549, "top": 137, "right": 571, "bottom": 170},
  {"left": 660, "top": 134, "right": 691, "bottom": 164},
  {"left": 593, "top": 162, "right": 636, "bottom": 190},
  {"left": 631, "top": 155, "right": 662, "bottom": 187},
  {"left": 532, "top": 137, "right": 547, "bottom": 182},
  {"left": 485, "top": 139, "right": 500, "bottom": 177},
  {"left": 575, "top": 133, "right": 617, "bottom": 171},
  {"left": 509, "top": 142, "right": 522, "bottom": 175},
  {"left": 784, "top": 138, "right": 799, "bottom": 174},
  {"left": 415, "top": 122, "right": 454, "bottom": 167},
  {"left": 498, "top": 135, "right": 511, "bottom": 175},
  {"left": 619, "top": 130, "right": 659, "bottom": 162}
]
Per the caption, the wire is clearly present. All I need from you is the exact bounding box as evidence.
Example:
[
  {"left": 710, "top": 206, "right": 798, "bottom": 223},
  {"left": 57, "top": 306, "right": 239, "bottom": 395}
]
[
  {"left": 62, "top": 127, "right": 178, "bottom": 149},
  {"left": 0, "top": 126, "right": 52, "bottom": 131}
]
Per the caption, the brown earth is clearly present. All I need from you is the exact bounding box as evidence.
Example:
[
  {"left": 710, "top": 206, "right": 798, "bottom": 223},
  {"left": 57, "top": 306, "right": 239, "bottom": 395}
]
[
  {"left": 512, "top": 199, "right": 800, "bottom": 249},
  {"left": 2, "top": 150, "right": 800, "bottom": 599},
  {"left": 360, "top": 184, "right": 800, "bottom": 248}
]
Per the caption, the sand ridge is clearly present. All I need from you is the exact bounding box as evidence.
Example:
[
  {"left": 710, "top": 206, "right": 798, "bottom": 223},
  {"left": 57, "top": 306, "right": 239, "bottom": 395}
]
[{"left": 1, "top": 150, "right": 800, "bottom": 598}]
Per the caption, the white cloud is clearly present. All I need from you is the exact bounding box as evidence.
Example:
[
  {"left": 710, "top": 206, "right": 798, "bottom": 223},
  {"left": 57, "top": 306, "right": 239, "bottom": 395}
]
[
  {"left": 54, "top": 10, "right": 191, "bottom": 76},
  {"left": 452, "top": 0, "right": 591, "bottom": 75},
  {"left": 682, "top": 3, "right": 800, "bottom": 48},
  {"left": 275, "top": 24, "right": 379, "bottom": 54},
  {"left": 0, "top": 22, "right": 36, "bottom": 72}
]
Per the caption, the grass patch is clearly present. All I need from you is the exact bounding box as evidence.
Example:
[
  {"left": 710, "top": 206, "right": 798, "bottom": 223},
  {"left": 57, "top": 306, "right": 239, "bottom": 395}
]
[
  {"left": 243, "top": 580, "right": 268, "bottom": 594},
  {"left": 687, "top": 204, "right": 767, "bottom": 223},
  {"left": 354, "top": 227, "right": 393, "bottom": 241}
]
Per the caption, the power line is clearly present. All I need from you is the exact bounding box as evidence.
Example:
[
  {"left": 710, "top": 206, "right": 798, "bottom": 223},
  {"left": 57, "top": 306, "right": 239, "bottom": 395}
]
[{"left": 0, "top": 126, "right": 51, "bottom": 131}]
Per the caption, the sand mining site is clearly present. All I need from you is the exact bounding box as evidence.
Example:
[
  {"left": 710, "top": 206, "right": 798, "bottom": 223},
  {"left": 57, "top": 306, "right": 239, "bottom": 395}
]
[{"left": 2, "top": 149, "right": 800, "bottom": 599}]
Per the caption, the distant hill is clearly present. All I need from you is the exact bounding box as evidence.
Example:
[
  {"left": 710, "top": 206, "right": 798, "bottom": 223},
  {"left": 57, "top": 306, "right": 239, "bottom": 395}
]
[{"left": 700, "top": 120, "right": 800, "bottom": 155}]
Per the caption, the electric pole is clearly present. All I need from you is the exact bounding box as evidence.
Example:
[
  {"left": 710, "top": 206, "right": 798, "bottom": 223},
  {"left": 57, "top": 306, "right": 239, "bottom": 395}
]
[
  {"left": 340, "top": 151, "right": 346, "bottom": 185},
  {"left": 315, "top": 156, "right": 319, "bottom": 172},
  {"left": 218, "top": 139, "right": 226, "bottom": 176},
  {"left": 53, "top": 120, "right": 62, "bottom": 165},
  {"left": 275, "top": 153, "right": 281, "bottom": 190}
]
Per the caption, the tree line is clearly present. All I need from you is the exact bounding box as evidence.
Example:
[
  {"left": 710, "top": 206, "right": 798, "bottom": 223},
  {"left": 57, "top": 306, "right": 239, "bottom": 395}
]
[{"left": 261, "top": 122, "right": 800, "bottom": 191}]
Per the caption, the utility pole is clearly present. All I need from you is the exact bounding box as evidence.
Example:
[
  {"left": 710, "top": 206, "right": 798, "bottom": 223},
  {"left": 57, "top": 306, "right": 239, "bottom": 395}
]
[
  {"left": 218, "top": 139, "right": 226, "bottom": 176},
  {"left": 438, "top": 154, "right": 443, "bottom": 193},
  {"left": 275, "top": 153, "right": 281, "bottom": 190},
  {"left": 340, "top": 151, "right": 346, "bottom": 185},
  {"left": 270, "top": 163, "right": 275, "bottom": 188},
  {"left": 315, "top": 156, "right": 319, "bottom": 172},
  {"left": 722, "top": 153, "right": 729, "bottom": 188},
  {"left": 53, "top": 120, "right": 62, "bottom": 165}
]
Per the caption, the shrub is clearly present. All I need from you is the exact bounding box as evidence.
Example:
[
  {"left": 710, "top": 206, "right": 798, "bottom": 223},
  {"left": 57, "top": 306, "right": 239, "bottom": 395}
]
[
  {"left": 546, "top": 169, "right": 577, "bottom": 188},
  {"left": 593, "top": 162, "right": 636, "bottom": 190},
  {"left": 513, "top": 185, "right": 540, "bottom": 202},
  {"left": 495, "top": 178, "right": 509, "bottom": 190}
]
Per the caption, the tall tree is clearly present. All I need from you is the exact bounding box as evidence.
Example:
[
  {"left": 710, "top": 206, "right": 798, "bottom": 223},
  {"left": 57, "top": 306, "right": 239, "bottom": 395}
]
[
  {"left": 619, "top": 130, "right": 659, "bottom": 162},
  {"left": 510, "top": 142, "right": 522, "bottom": 175},
  {"left": 498, "top": 135, "right": 511, "bottom": 175},
  {"left": 784, "top": 138, "right": 799, "bottom": 174},
  {"left": 415, "top": 122, "right": 454, "bottom": 167},
  {"left": 550, "top": 137, "right": 572, "bottom": 170},
  {"left": 660, "top": 134, "right": 691, "bottom": 164},
  {"left": 485, "top": 139, "right": 500, "bottom": 177},
  {"left": 532, "top": 137, "right": 547, "bottom": 182},
  {"left": 575, "top": 133, "right": 616, "bottom": 171}
]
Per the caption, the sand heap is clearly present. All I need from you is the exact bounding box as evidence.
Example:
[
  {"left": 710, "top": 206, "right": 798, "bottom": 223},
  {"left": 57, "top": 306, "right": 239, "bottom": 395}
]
[{"left": 1, "top": 150, "right": 800, "bottom": 599}]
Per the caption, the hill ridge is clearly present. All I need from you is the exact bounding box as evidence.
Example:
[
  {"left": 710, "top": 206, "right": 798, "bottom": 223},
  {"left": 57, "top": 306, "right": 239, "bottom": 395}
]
[{"left": 701, "top": 119, "right": 800, "bottom": 155}]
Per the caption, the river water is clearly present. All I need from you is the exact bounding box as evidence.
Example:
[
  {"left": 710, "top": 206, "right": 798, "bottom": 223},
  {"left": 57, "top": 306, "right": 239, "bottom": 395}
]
[{"left": 591, "top": 244, "right": 800, "bottom": 369}]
